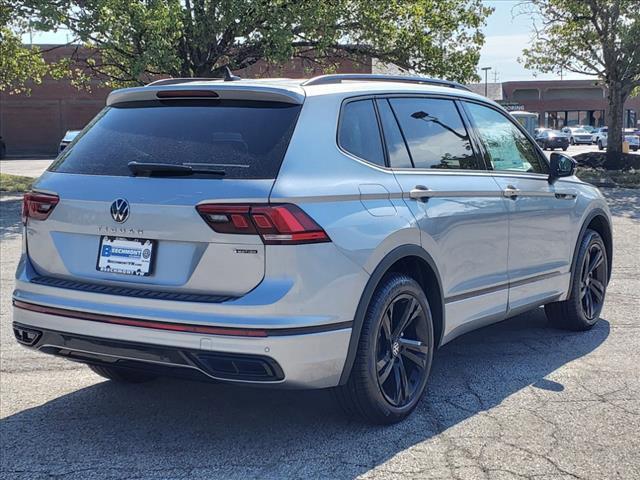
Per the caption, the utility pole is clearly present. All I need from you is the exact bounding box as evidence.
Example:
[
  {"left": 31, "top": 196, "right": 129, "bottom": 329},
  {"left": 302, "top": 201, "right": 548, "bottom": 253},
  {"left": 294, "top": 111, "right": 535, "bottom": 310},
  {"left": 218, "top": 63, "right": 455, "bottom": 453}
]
[
  {"left": 492, "top": 70, "right": 499, "bottom": 83},
  {"left": 481, "top": 67, "right": 492, "bottom": 97}
]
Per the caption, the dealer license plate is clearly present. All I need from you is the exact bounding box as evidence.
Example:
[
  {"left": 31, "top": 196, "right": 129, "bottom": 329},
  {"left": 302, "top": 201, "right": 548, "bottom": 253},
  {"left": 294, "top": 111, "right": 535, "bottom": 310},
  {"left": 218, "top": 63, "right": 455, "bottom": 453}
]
[{"left": 97, "top": 237, "right": 155, "bottom": 276}]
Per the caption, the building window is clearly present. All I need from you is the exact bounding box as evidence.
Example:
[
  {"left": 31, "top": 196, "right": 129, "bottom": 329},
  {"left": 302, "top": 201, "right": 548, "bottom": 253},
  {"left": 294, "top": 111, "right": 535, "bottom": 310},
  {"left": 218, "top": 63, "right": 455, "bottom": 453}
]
[{"left": 545, "top": 110, "right": 605, "bottom": 129}]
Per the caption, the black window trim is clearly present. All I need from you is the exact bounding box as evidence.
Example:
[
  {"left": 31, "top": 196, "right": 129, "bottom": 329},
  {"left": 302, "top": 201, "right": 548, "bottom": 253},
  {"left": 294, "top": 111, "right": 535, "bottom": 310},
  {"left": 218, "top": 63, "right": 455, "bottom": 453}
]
[
  {"left": 375, "top": 97, "right": 415, "bottom": 168},
  {"left": 459, "top": 99, "right": 551, "bottom": 178},
  {"left": 371, "top": 97, "right": 391, "bottom": 168},
  {"left": 337, "top": 93, "right": 491, "bottom": 174}
]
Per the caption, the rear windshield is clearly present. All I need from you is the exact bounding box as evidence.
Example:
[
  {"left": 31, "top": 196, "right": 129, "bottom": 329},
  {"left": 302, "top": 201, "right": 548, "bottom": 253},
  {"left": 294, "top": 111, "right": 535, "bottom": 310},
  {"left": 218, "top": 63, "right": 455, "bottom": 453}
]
[{"left": 49, "top": 99, "right": 302, "bottom": 179}]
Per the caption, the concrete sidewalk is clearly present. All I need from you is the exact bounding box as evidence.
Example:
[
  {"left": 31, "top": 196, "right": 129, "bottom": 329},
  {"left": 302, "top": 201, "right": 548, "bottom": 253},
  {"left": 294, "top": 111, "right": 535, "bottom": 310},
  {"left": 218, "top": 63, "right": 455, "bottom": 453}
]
[{"left": 0, "top": 159, "right": 55, "bottom": 178}]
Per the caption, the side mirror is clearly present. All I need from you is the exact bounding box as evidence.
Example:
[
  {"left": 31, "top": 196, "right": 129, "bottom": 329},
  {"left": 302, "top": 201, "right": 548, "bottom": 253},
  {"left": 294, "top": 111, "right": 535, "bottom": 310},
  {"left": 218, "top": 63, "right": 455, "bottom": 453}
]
[{"left": 548, "top": 152, "right": 576, "bottom": 183}]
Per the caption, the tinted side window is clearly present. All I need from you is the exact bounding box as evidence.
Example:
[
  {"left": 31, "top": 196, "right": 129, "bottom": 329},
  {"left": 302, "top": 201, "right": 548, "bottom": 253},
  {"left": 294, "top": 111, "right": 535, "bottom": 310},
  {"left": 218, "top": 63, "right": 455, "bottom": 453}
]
[
  {"left": 389, "top": 98, "right": 481, "bottom": 170},
  {"left": 338, "top": 100, "right": 385, "bottom": 166},
  {"left": 376, "top": 99, "right": 412, "bottom": 168},
  {"left": 465, "top": 102, "right": 547, "bottom": 174}
]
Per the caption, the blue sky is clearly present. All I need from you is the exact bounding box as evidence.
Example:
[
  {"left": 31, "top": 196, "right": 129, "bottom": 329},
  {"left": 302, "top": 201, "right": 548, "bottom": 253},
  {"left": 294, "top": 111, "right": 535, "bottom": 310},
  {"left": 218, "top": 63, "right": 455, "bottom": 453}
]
[
  {"left": 478, "top": 0, "right": 588, "bottom": 81},
  {"left": 23, "top": 0, "right": 590, "bottom": 82}
]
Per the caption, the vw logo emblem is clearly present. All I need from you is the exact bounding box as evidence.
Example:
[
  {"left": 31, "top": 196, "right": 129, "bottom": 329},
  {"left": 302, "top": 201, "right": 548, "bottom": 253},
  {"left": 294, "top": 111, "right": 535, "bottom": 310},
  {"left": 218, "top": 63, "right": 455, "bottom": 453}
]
[{"left": 110, "top": 198, "right": 130, "bottom": 223}]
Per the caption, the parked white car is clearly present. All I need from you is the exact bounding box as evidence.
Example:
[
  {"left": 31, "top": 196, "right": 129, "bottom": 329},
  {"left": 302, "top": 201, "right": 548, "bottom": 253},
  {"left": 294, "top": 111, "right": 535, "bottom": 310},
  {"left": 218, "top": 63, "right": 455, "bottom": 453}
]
[
  {"left": 592, "top": 127, "right": 608, "bottom": 145},
  {"left": 561, "top": 127, "right": 593, "bottom": 145},
  {"left": 597, "top": 128, "right": 640, "bottom": 151}
]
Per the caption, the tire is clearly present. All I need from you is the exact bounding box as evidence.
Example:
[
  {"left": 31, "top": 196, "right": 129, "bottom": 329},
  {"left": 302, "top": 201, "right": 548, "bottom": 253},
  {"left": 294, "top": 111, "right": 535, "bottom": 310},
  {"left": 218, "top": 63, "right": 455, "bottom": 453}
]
[
  {"left": 544, "top": 230, "right": 608, "bottom": 331},
  {"left": 570, "top": 137, "right": 575, "bottom": 145},
  {"left": 562, "top": 146, "right": 568, "bottom": 151},
  {"left": 598, "top": 140, "right": 604, "bottom": 150},
  {"left": 88, "top": 364, "right": 157, "bottom": 383},
  {"left": 335, "top": 273, "right": 434, "bottom": 424}
]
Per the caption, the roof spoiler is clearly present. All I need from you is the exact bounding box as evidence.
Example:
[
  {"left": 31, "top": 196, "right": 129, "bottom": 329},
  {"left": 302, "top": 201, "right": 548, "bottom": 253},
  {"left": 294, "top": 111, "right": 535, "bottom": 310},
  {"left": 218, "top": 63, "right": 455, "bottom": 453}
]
[{"left": 107, "top": 83, "right": 305, "bottom": 106}]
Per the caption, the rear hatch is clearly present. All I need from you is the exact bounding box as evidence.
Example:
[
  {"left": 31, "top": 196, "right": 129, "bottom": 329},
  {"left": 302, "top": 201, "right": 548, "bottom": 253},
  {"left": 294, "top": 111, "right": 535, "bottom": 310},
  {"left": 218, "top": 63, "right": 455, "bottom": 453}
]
[{"left": 25, "top": 92, "right": 303, "bottom": 297}]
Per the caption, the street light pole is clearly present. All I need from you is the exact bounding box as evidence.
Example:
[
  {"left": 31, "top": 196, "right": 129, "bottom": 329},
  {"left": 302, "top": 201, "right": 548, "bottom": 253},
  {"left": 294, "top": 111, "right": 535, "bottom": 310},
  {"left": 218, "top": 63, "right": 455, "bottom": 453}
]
[{"left": 481, "top": 67, "right": 492, "bottom": 97}]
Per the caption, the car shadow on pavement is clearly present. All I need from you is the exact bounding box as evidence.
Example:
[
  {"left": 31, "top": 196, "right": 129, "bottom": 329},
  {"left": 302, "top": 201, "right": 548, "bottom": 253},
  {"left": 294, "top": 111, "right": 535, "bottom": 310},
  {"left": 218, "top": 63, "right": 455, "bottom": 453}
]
[
  {"left": 1, "top": 308, "right": 610, "bottom": 479},
  {"left": 0, "top": 197, "right": 23, "bottom": 241}
]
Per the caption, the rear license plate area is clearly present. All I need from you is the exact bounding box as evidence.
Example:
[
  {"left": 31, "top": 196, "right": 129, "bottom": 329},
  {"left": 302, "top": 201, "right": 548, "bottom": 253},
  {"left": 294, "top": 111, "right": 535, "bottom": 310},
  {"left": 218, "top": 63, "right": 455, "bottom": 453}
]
[{"left": 97, "top": 237, "right": 155, "bottom": 276}]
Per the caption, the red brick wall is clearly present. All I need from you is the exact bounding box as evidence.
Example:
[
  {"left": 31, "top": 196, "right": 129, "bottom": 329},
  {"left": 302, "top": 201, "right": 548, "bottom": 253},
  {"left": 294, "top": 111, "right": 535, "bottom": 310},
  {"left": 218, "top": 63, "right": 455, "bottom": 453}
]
[{"left": 0, "top": 46, "right": 371, "bottom": 156}]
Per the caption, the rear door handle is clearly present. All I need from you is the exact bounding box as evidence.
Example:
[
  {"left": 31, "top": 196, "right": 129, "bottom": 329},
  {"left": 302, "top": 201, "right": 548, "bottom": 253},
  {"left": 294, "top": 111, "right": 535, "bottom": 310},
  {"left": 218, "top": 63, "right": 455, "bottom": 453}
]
[
  {"left": 409, "top": 185, "right": 431, "bottom": 200},
  {"left": 503, "top": 185, "right": 519, "bottom": 199}
]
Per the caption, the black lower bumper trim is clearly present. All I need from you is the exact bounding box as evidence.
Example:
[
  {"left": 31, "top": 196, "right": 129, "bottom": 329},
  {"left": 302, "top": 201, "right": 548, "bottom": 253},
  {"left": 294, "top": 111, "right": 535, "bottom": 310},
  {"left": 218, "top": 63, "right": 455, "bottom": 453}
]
[{"left": 14, "top": 322, "right": 284, "bottom": 383}]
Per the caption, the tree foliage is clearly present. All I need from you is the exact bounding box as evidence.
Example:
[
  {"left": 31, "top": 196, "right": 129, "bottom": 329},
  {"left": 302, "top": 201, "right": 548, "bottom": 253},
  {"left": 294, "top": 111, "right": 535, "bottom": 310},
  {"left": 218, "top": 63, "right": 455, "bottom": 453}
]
[
  {"left": 17, "top": 0, "right": 492, "bottom": 87},
  {"left": 0, "top": 1, "right": 77, "bottom": 94},
  {"left": 520, "top": 0, "right": 640, "bottom": 169}
]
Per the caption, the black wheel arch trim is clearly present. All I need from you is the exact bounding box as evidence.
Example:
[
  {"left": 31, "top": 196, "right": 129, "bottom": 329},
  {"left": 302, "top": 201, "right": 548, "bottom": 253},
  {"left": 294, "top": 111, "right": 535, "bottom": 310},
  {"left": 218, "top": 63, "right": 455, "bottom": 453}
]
[
  {"left": 338, "top": 244, "right": 444, "bottom": 385},
  {"left": 569, "top": 208, "right": 613, "bottom": 291}
]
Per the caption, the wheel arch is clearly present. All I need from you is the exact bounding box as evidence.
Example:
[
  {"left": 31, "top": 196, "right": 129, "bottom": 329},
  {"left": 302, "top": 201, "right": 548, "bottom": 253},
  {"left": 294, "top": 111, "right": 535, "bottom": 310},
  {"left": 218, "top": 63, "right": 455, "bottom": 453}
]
[
  {"left": 338, "top": 245, "right": 444, "bottom": 385},
  {"left": 570, "top": 209, "right": 613, "bottom": 288}
]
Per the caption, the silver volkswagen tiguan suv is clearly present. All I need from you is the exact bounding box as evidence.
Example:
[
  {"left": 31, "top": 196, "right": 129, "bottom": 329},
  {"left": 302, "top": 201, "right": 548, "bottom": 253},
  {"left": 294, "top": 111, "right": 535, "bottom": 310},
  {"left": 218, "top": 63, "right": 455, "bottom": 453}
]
[{"left": 13, "top": 74, "right": 612, "bottom": 424}]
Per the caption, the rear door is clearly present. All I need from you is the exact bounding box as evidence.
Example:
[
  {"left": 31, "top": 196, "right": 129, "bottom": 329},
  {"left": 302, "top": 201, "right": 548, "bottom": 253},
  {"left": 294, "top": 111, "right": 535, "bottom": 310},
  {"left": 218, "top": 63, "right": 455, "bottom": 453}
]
[
  {"left": 377, "top": 96, "right": 510, "bottom": 340},
  {"left": 463, "top": 101, "right": 577, "bottom": 312},
  {"left": 27, "top": 97, "right": 302, "bottom": 296}
]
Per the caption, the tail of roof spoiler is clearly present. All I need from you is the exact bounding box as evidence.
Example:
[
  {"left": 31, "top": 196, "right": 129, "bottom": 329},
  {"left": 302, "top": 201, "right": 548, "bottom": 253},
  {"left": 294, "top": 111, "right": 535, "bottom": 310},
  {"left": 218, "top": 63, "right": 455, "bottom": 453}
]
[{"left": 107, "top": 83, "right": 305, "bottom": 106}]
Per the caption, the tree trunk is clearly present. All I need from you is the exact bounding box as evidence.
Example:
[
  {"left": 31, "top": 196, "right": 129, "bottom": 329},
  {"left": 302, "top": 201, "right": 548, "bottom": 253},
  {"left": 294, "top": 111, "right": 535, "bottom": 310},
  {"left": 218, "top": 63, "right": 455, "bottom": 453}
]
[{"left": 605, "top": 83, "right": 626, "bottom": 170}]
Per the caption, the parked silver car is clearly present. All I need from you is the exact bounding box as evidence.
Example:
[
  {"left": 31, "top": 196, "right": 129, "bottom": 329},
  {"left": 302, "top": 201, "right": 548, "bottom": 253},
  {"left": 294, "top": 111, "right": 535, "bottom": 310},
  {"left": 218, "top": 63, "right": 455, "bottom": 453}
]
[
  {"left": 59, "top": 130, "right": 81, "bottom": 153},
  {"left": 13, "top": 74, "right": 613, "bottom": 424}
]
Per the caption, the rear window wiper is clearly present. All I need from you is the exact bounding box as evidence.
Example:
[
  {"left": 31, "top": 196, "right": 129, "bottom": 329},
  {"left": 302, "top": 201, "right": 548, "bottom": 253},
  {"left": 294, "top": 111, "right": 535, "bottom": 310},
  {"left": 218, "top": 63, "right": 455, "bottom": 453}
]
[{"left": 127, "top": 161, "right": 226, "bottom": 177}]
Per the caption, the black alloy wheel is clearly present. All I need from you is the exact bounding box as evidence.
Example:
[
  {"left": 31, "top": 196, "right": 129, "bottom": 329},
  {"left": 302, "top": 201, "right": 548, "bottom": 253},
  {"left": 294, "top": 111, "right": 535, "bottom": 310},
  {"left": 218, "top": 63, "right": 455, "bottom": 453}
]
[
  {"left": 335, "top": 273, "right": 434, "bottom": 424},
  {"left": 545, "top": 229, "right": 608, "bottom": 331},
  {"left": 375, "top": 293, "right": 430, "bottom": 407},
  {"left": 580, "top": 242, "right": 607, "bottom": 320}
]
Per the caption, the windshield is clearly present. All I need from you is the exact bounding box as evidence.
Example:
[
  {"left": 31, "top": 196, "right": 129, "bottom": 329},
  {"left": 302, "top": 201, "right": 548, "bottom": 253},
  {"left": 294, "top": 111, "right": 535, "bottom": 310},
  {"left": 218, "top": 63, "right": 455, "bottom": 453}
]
[{"left": 49, "top": 99, "right": 302, "bottom": 179}]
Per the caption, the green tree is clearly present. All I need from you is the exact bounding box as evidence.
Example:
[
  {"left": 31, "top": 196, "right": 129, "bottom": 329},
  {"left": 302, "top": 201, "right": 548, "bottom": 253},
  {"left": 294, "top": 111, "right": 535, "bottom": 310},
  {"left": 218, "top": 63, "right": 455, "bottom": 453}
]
[
  {"left": 18, "top": 0, "right": 492, "bottom": 87},
  {"left": 520, "top": 0, "right": 640, "bottom": 169},
  {"left": 0, "top": 1, "right": 77, "bottom": 94}
]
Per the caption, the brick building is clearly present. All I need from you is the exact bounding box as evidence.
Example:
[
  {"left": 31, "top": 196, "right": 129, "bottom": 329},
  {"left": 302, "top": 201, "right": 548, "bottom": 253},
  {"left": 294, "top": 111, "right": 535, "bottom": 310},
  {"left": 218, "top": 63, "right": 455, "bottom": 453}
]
[
  {"left": 469, "top": 79, "right": 640, "bottom": 130},
  {"left": 0, "top": 45, "right": 371, "bottom": 156}
]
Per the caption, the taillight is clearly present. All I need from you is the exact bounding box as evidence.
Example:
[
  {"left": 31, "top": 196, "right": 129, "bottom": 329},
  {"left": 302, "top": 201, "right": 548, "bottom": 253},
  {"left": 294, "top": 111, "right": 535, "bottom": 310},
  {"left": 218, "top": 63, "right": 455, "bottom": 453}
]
[
  {"left": 196, "top": 204, "right": 330, "bottom": 245},
  {"left": 22, "top": 192, "right": 59, "bottom": 224}
]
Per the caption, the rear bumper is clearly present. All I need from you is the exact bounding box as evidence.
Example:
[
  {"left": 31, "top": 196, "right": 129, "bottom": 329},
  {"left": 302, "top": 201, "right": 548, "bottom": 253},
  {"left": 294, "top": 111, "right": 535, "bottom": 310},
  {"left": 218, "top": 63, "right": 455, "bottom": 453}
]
[
  {"left": 546, "top": 140, "right": 569, "bottom": 147},
  {"left": 12, "top": 302, "right": 352, "bottom": 389}
]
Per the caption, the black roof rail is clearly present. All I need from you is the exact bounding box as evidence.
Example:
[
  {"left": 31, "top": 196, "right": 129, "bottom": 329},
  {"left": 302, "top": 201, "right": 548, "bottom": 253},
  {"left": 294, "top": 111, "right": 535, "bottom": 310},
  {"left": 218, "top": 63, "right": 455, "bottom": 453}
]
[{"left": 301, "top": 74, "right": 471, "bottom": 91}]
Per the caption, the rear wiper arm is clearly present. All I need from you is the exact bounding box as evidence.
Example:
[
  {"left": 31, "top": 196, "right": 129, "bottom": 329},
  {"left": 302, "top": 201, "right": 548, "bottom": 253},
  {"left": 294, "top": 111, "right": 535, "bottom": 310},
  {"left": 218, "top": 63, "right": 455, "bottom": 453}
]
[{"left": 128, "top": 161, "right": 225, "bottom": 177}]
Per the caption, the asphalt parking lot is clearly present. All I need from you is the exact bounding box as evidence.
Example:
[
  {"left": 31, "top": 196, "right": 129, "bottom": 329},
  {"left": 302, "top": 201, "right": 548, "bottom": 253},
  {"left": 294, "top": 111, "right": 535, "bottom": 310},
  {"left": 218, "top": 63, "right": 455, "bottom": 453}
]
[{"left": 1, "top": 163, "right": 639, "bottom": 479}]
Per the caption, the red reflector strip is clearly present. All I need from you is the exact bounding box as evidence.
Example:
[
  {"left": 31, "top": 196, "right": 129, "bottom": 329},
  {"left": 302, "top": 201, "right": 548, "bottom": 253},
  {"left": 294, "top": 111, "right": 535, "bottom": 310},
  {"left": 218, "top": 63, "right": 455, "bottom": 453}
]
[{"left": 13, "top": 300, "right": 268, "bottom": 337}]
